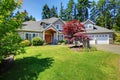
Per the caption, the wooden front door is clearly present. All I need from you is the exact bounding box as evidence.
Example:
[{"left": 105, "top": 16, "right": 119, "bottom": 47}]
[{"left": 45, "top": 34, "right": 51, "bottom": 44}]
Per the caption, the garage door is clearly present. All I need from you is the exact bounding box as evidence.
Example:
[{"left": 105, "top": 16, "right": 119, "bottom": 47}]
[
  {"left": 89, "top": 34, "right": 109, "bottom": 44},
  {"left": 97, "top": 39, "right": 109, "bottom": 44}
]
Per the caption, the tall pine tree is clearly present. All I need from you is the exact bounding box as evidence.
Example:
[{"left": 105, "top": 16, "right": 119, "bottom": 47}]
[
  {"left": 65, "top": 0, "right": 76, "bottom": 20},
  {"left": 42, "top": 4, "right": 50, "bottom": 19},
  {"left": 50, "top": 6, "right": 58, "bottom": 18},
  {"left": 77, "top": 0, "right": 90, "bottom": 21}
]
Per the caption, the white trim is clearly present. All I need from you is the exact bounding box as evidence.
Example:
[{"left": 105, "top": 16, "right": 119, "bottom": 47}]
[
  {"left": 43, "top": 24, "right": 58, "bottom": 32},
  {"left": 55, "top": 24, "right": 61, "bottom": 30},
  {"left": 24, "top": 32, "right": 39, "bottom": 40},
  {"left": 43, "top": 31, "right": 45, "bottom": 41},
  {"left": 56, "top": 32, "right": 58, "bottom": 40}
]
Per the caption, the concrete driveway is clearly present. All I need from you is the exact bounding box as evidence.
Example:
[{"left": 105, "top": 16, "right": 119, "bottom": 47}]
[{"left": 93, "top": 44, "right": 120, "bottom": 54}]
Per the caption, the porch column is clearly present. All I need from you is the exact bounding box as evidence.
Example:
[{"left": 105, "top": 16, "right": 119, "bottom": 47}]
[
  {"left": 43, "top": 31, "right": 45, "bottom": 41},
  {"left": 56, "top": 32, "right": 58, "bottom": 41}
]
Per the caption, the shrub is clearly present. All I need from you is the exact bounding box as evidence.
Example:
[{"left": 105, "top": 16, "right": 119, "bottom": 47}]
[
  {"left": 20, "top": 40, "right": 31, "bottom": 47},
  {"left": 32, "top": 37, "right": 44, "bottom": 46},
  {"left": 0, "top": 33, "right": 25, "bottom": 61},
  {"left": 114, "top": 32, "right": 120, "bottom": 42},
  {"left": 58, "top": 40, "right": 66, "bottom": 44}
]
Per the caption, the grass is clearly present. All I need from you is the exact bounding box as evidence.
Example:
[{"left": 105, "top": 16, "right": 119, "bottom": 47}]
[{"left": 0, "top": 45, "right": 120, "bottom": 80}]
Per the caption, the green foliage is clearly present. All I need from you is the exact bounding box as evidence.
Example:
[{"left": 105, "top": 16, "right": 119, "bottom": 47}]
[
  {"left": 15, "top": 10, "right": 36, "bottom": 22},
  {"left": 65, "top": 0, "right": 76, "bottom": 20},
  {"left": 42, "top": 4, "right": 51, "bottom": 19},
  {"left": 42, "top": 4, "right": 58, "bottom": 19},
  {"left": 20, "top": 40, "right": 31, "bottom": 47},
  {"left": 58, "top": 39, "right": 66, "bottom": 44},
  {"left": 77, "top": 0, "right": 90, "bottom": 21},
  {"left": 32, "top": 37, "right": 44, "bottom": 46},
  {"left": 50, "top": 6, "right": 58, "bottom": 18},
  {"left": 0, "top": 33, "right": 25, "bottom": 59},
  {"left": 0, "top": 0, "right": 25, "bottom": 61},
  {"left": 114, "top": 32, "right": 120, "bottom": 42},
  {"left": 59, "top": 2, "right": 65, "bottom": 20},
  {"left": 90, "top": 0, "right": 120, "bottom": 30}
]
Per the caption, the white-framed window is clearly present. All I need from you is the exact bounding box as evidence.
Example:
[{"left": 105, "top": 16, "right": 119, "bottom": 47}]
[
  {"left": 56, "top": 24, "right": 61, "bottom": 30},
  {"left": 84, "top": 24, "right": 93, "bottom": 30},
  {"left": 88, "top": 24, "right": 93, "bottom": 28},
  {"left": 58, "top": 34, "right": 63, "bottom": 40},
  {"left": 25, "top": 32, "right": 39, "bottom": 40}
]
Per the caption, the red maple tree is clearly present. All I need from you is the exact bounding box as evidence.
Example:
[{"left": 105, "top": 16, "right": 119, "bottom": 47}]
[{"left": 62, "top": 20, "right": 90, "bottom": 47}]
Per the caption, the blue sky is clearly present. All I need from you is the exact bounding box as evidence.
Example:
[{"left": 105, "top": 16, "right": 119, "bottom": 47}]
[{"left": 18, "top": 0, "right": 95, "bottom": 21}]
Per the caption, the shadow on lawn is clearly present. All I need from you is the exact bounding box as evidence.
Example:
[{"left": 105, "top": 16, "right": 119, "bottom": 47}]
[{"left": 0, "top": 56, "right": 54, "bottom": 80}]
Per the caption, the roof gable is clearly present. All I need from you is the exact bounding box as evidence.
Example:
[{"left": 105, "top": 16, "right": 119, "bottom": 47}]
[
  {"left": 44, "top": 24, "right": 58, "bottom": 32},
  {"left": 83, "top": 19, "right": 95, "bottom": 25}
]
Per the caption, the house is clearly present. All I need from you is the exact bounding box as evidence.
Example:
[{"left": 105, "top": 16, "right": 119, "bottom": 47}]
[
  {"left": 18, "top": 17, "right": 64, "bottom": 44},
  {"left": 18, "top": 17, "right": 113, "bottom": 44}
]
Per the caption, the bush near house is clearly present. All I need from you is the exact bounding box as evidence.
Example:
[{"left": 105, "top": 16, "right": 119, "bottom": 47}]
[
  {"left": 20, "top": 40, "right": 31, "bottom": 47},
  {"left": 114, "top": 32, "right": 120, "bottom": 44},
  {"left": 32, "top": 37, "right": 44, "bottom": 46},
  {"left": 58, "top": 39, "right": 66, "bottom": 45}
]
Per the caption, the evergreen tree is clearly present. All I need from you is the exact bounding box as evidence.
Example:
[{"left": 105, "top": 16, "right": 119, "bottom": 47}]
[
  {"left": 42, "top": 4, "right": 50, "bottom": 19},
  {"left": 65, "top": 0, "right": 75, "bottom": 20},
  {"left": 16, "top": 10, "right": 36, "bottom": 22},
  {"left": 50, "top": 6, "right": 58, "bottom": 18},
  {"left": 59, "top": 2, "right": 65, "bottom": 20},
  {"left": 77, "top": 0, "right": 90, "bottom": 21},
  {"left": 95, "top": 0, "right": 115, "bottom": 29},
  {"left": 90, "top": 0, "right": 97, "bottom": 22}
]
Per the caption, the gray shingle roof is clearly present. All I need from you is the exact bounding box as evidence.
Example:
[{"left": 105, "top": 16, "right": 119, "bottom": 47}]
[
  {"left": 19, "top": 18, "right": 113, "bottom": 34},
  {"left": 19, "top": 21, "right": 44, "bottom": 32},
  {"left": 86, "top": 25, "right": 113, "bottom": 33},
  {"left": 39, "top": 17, "right": 59, "bottom": 24}
]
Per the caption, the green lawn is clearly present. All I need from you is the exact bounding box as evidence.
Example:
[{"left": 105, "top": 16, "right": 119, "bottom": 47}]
[{"left": 0, "top": 45, "right": 120, "bottom": 80}]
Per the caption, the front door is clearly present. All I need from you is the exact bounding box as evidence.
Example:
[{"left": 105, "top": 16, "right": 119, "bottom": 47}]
[{"left": 45, "top": 34, "right": 51, "bottom": 44}]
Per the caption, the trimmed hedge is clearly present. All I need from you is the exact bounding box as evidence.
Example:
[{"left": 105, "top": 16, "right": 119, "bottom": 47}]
[{"left": 32, "top": 37, "right": 44, "bottom": 46}]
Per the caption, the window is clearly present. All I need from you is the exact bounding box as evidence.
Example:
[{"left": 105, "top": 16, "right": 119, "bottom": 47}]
[
  {"left": 96, "top": 35, "right": 98, "bottom": 37},
  {"left": 84, "top": 24, "right": 93, "bottom": 29},
  {"left": 102, "top": 35, "right": 104, "bottom": 37},
  {"left": 88, "top": 24, "right": 93, "bottom": 28},
  {"left": 33, "top": 34, "right": 35, "bottom": 37},
  {"left": 56, "top": 24, "right": 61, "bottom": 30},
  {"left": 25, "top": 33, "right": 39, "bottom": 40},
  {"left": 105, "top": 35, "right": 107, "bottom": 37}
]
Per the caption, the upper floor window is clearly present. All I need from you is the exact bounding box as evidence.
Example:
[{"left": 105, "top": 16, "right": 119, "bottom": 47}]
[
  {"left": 84, "top": 24, "right": 93, "bottom": 29},
  {"left": 56, "top": 24, "right": 61, "bottom": 30},
  {"left": 88, "top": 24, "right": 93, "bottom": 28}
]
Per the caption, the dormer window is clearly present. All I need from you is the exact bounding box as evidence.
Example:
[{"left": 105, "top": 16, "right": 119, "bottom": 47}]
[
  {"left": 84, "top": 24, "right": 93, "bottom": 30},
  {"left": 88, "top": 24, "right": 93, "bottom": 28}
]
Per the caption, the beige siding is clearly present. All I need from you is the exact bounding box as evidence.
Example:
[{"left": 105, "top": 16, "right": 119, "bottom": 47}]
[
  {"left": 58, "top": 33, "right": 63, "bottom": 41},
  {"left": 39, "top": 33, "right": 43, "bottom": 39},
  {"left": 53, "top": 19, "right": 64, "bottom": 29},
  {"left": 18, "top": 31, "right": 43, "bottom": 40}
]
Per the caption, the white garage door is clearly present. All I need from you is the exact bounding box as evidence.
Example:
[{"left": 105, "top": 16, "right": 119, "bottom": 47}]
[
  {"left": 89, "top": 34, "right": 109, "bottom": 44},
  {"left": 97, "top": 39, "right": 109, "bottom": 44}
]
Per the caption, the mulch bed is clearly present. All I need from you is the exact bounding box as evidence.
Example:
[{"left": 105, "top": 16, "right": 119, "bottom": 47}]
[{"left": 69, "top": 45, "right": 83, "bottom": 52}]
